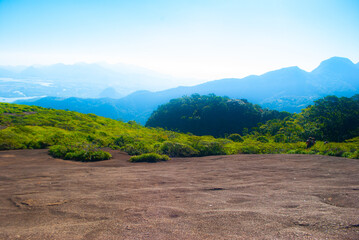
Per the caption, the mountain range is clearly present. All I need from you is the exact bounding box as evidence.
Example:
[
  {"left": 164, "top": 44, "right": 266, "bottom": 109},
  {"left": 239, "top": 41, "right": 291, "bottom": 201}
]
[
  {"left": 0, "top": 62, "right": 190, "bottom": 99},
  {"left": 12, "top": 57, "right": 359, "bottom": 124}
]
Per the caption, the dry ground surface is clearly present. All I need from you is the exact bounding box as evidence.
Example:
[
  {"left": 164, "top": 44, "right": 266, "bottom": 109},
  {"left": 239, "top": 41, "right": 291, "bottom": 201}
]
[{"left": 0, "top": 149, "right": 359, "bottom": 240}]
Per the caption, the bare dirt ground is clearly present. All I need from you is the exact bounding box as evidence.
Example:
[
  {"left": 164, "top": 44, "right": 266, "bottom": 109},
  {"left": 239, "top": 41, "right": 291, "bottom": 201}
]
[{"left": 0, "top": 149, "right": 359, "bottom": 240}]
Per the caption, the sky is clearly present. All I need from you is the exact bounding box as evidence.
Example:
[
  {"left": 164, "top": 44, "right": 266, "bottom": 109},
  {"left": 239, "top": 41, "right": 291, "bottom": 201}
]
[{"left": 0, "top": 0, "right": 359, "bottom": 82}]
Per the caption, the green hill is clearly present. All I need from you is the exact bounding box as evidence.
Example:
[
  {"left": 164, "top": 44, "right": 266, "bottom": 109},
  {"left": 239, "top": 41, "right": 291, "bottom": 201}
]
[
  {"left": 1, "top": 101, "right": 358, "bottom": 160},
  {"left": 0, "top": 102, "right": 232, "bottom": 158},
  {"left": 146, "top": 94, "right": 291, "bottom": 137},
  {"left": 147, "top": 94, "right": 359, "bottom": 142}
]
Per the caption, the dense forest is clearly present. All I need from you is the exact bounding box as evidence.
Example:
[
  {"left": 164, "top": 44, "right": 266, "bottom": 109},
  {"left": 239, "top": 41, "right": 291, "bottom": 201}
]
[
  {"left": 146, "top": 94, "right": 359, "bottom": 142},
  {"left": 257, "top": 95, "right": 359, "bottom": 142},
  {"left": 146, "top": 94, "right": 290, "bottom": 137}
]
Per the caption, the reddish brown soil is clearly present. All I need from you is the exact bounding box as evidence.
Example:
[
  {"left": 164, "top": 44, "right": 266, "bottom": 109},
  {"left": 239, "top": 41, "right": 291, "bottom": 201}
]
[{"left": 0, "top": 149, "right": 359, "bottom": 239}]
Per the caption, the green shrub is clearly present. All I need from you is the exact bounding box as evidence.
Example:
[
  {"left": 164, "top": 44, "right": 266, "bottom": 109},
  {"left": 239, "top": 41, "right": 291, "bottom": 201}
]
[
  {"left": 90, "top": 150, "right": 112, "bottom": 160},
  {"left": 160, "top": 141, "right": 199, "bottom": 157},
  {"left": 49, "top": 145, "right": 68, "bottom": 158},
  {"left": 27, "top": 139, "right": 51, "bottom": 149},
  {"left": 196, "top": 140, "right": 227, "bottom": 156},
  {"left": 287, "top": 149, "right": 302, "bottom": 154},
  {"left": 349, "top": 151, "right": 359, "bottom": 159},
  {"left": 238, "top": 144, "right": 260, "bottom": 154},
  {"left": 64, "top": 150, "right": 86, "bottom": 160},
  {"left": 114, "top": 135, "right": 134, "bottom": 147},
  {"left": 346, "top": 137, "right": 359, "bottom": 143},
  {"left": 0, "top": 130, "right": 26, "bottom": 150},
  {"left": 256, "top": 136, "right": 269, "bottom": 143},
  {"left": 129, "top": 153, "right": 170, "bottom": 163},
  {"left": 121, "top": 142, "right": 151, "bottom": 155},
  {"left": 49, "top": 144, "right": 112, "bottom": 162},
  {"left": 228, "top": 133, "right": 243, "bottom": 142},
  {"left": 274, "top": 134, "right": 286, "bottom": 143},
  {"left": 121, "top": 144, "right": 141, "bottom": 155},
  {"left": 63, "top": 149, "right": 111, "bottom": 162},
  {"left": 327, "top": 151, "right": 344, "bottom": 157}
]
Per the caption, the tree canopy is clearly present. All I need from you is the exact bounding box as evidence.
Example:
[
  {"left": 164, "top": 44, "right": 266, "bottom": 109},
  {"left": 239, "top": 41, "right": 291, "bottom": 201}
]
[
  {"left": 146, "top": 94, "right": 290, "bottom": 137},
  {"left": 146, "top": 94, "right": 359, "bottom": 142},
  {"left": 258, "top": 95, "right": 359, "bottom": 142}
]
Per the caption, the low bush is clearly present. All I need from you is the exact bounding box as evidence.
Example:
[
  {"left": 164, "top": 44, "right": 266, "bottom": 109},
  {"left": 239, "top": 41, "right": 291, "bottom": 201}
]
[
  {"left": 121, "top": 142, "right": 151, "bottom": 156},
  {"left": 129, "top": 153, "right": 170, "bottom": 163},
  {"left": 49, "top": 144, "right": 112, "bottom": 162},
  {"left": 349, "top": 151, "right": 359, "bottom": 159},
  {"left": 274, "top": 134, "right": 286, "bottom": 143},
  {"left": 287, "top": 149, "right": 303, "bottom": 154},
  {"left": 256, "top": 136, "right": 269, "bottom": 143},
  {"left": 64, "top": 150, "right": 111, "bottom": 162},
  {"left": 49, "top": 145, "right": 68, "bottom": 158},
  {"left": 0, "top": 130, "right": 26, "bottom": 150},
  {"left": 113, "top": 135, "right": 135, "bottom": 147},
  {"left": 228, "top": 133, "right": 244, "bottom": 142},
  {"left": 196, "top": 140, "right": 227, "bottom": 156},
  {"left": 238, "top": 144, "right": 260, "bottom": 154},
  {"left": 160, "top": 141, "right": 199, "bottom": 157},
  {"left": 327, "top": 151, "right": 344, "bottom": 157},
  {"left": 342, "top": 152, "right": 352, "bottom": 158},
  {"left": 27, "top": 139, "right": 51, "bottom": 149}
]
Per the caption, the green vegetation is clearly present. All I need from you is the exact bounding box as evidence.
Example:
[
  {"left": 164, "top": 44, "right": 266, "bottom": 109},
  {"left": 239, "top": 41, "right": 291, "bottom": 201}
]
[
  {"left": 160, "top": 141, "right": 199, "bottom": 157},
  {"left": 0, "top": 102, "right": 237, "bottom": 160},
  {"left": 49, "top": 144, "right": 112, "bottom": 162},
  {"left": 146, "top": 94, "right": 359, "bottom": 144},
  {"left": 227, "top": 133, "right": 244, "bottom": 142},
  {"left": 146, "top": 94, "right": 290, "bottom": 137},
  {"left": 257, "top": 95, "right": 359, "bottom": 142},
  {"left": 1, "top": 94, "right": 359, "bottom": 161},
  {"left": 129, "top": 153, "right": 170, "bottom": 163}
]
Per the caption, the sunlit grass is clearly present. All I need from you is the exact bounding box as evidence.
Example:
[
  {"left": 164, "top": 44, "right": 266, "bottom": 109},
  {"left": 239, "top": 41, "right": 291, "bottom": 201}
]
[{"left": 1, "top": 102, "right": 358, "bottom": 160}]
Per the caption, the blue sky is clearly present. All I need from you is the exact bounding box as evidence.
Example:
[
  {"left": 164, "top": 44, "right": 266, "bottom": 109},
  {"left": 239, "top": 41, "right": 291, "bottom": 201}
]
[{"left": 0, "top": 0, "right": 358, "bottom": 80}]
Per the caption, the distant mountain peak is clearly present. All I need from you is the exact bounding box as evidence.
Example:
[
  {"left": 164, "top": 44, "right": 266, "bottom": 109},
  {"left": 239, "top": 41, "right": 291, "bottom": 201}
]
[
  {"left": 261, "top": 65, "right": 307, "bottom": 79},
  {"left": 279, "top": 66, "right": 305, "bottom": 72},
  {"left": 312, "top": 56, "right": 355, "bottom": 74},
  {"left": 322, "top": 56, "right": 354, "bottom": 65},
  {"left": 99, "top": 87, "right": 123, "bottom": 99}
]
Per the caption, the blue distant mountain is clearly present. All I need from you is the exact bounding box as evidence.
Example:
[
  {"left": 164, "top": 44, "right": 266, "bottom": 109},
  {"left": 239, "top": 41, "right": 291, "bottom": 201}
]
[
  {"left": 16, "top": 57, "right": 359, "bottom": 124},
  {"left": 0, "top": 62, "right": 181, "bottom": 99}
]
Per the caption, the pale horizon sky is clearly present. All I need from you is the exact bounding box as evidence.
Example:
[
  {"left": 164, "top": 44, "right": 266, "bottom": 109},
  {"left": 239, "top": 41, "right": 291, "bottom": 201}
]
[{"left": 0, "top": 0, "right": 358, "bottom": 81}]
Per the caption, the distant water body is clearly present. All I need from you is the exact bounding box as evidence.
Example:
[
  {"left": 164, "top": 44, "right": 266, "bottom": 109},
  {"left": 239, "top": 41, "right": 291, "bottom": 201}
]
[
  {"left": 0, "top": 96, "right": 46, "bottom": 103},
  {"left": 0, "top": 77, "right": 53, "bottom": 87}
]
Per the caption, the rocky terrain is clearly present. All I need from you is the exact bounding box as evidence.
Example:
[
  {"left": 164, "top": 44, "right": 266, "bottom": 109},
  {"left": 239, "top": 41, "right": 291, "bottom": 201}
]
[{"left": 0, "top": 149, "right": 358, "bottom": 239}]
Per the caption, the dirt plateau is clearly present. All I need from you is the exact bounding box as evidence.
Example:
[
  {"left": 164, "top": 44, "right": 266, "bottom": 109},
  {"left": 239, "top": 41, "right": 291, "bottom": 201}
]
[{"left": 0, "top": 149, "right": 359, "bottom": 240}]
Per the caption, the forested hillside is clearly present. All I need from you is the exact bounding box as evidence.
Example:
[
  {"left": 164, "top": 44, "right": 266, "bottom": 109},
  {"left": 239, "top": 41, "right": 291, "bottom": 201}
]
[
  {"left": 146, "top": 94, "right": 291, "bottom": 137},
  {"left": 258, "top": 95, "right": 359, "bottom": 142},
  {"left": 1, "top": 99, "right": 358, "bottom": 160},
  {"left": 146, "top": 94, "right": 359, "bottom": 143}
]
